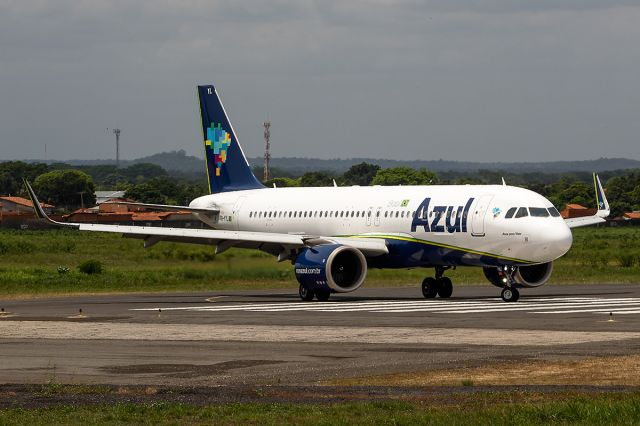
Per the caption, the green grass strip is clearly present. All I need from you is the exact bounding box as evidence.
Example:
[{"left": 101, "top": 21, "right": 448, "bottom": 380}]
[{"left": 2, "top": 396, "right": 640, "bottom": 425}]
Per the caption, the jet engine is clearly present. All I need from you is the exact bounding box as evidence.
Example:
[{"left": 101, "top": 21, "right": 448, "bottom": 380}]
[
  {"left": 294, "top": 244, "right": 367, "bottom": 293},
  {"left": 483, "top": 262, "right": 554, "bottom": 288}
]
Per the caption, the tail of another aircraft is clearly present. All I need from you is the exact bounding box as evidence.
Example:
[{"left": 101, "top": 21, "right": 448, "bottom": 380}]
[{"left": 197, "top": 85, "right": 264, "bottom": 194}]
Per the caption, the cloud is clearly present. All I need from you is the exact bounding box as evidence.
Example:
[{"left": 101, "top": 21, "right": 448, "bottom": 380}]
[{"left": 0, "top": 0, "right": 639, "bottom": 162}]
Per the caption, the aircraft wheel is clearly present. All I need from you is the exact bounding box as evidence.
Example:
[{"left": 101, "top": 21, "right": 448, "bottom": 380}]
[
  {"left": 299, "top": 285, "right": 315, "bottom": 301},
  {"left": 316, "top": 290, "right": 331, "bottom": 302},
  {"left": 422, "top": 277, "right": 439, "bottom": 298},
  {"left": 437, "top": 277, "right": 453, "bottom": 298},
  {"left": 501, "top": 287, "right": 520, "bottom": 302}
]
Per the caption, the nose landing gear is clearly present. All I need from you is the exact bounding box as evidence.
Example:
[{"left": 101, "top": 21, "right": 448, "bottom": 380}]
[
  {"left": 421, "top": 266, "right": 454, "bottom": 299},
  {"left": 498, "top": 265, "right": 520, "bottom": 302}
]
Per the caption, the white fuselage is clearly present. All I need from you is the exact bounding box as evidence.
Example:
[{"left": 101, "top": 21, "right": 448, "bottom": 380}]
[{"left": 190, "top": 184, "right": 573, "bottom": 267}]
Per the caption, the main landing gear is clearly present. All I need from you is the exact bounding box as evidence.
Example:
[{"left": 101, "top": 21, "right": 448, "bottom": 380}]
[
  {"left": 299, "top": 285, "right": 331, "bottom": 302},
  {"left": 421, "top": 266, "right": 454, "bottom": 299}
]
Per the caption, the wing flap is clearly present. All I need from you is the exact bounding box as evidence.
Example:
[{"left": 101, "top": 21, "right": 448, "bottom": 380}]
[{"left": 78, "top": 223, "right": 306, "bottom": 246}]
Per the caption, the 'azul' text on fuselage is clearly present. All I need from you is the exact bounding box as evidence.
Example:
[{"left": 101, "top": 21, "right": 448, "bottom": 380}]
[{"left": 411, "top": 198, "right": 474, "bottom": 233}]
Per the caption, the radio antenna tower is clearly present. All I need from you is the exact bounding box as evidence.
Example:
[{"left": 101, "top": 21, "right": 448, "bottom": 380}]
[
  {"left": 263, "top": 122, "right": 271, "bottom": 181},
  {"left": 113, "top": 128, "right": 121, "bottom": 168}
]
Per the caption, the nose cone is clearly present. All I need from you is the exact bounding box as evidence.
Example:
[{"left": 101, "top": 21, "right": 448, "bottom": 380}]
[{"left": 552, "top": 222, "right": 573, "bottom": 258}]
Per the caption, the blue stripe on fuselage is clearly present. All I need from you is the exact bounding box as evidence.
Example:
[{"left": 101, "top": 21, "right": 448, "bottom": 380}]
[{"left": 364, "top": 237, "right": 533, "bottom": 269}]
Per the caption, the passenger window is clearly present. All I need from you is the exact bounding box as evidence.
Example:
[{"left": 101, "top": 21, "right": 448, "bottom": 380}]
[
  {"left": 384, "top": 211, "right": 388, "bottom": 218},
  {"left": 376, "top": 210, "right": 380, "bottom": 217},
  {"left": 529, "top": 207, "right": 550, "bottom": 217},
  {"left": 515, "top": 207, "right": 528, "bottom": 218},
  {"left": 548, "top": 207, "right": 560, "bottom": 217},
  {"left": 395, "top": 211, "right": 399, "bottom": 218},
  {"left": 505, "top": 207, "right": 517, "bottom": 219}
]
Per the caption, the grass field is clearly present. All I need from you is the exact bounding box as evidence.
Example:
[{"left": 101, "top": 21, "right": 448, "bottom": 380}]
[
  {"left": 1, "top": 227, "right": 639, "bottom": 297},
  {"left": 2, "top": 393, "right": 640, "bottom": 425}
]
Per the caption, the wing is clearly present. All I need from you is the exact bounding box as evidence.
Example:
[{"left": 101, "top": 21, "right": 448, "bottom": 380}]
[
  {"left": 564, "top": 173, "right": 610, "bottom": 229},
  {"left": 23, "top": 179, "right": 388, "bottom": 259},
  {"left": 565, "top": 215, "right": 606, "bottom": 228}
]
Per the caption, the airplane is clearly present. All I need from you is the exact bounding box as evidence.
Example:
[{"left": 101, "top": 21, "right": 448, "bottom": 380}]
[{"left": 24, "top": 84, "right": 610, "bottom": 303}]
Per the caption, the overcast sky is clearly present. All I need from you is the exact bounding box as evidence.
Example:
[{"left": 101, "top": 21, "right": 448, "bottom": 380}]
[{"left": 1, "top": 0, "right": 639, "bottom": 162}]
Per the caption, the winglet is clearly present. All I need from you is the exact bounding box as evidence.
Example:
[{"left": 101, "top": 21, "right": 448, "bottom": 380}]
[
  {"left": 593, "top": 173, "right": 610, "bottom": 218},
  {"left": 22, "top": 179, "right": 77, "bottom": 228}
]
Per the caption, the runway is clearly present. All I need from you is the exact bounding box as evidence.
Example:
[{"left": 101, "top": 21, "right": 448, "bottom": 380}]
[{"left": 1, "top": 284, "right": 640, "bottom": 387}]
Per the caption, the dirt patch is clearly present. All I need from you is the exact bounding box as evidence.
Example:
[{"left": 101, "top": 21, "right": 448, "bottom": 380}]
[
  {"left": 306, "top": 355, "right": 358, "bottom": 360},
  {"left": 329, "top": 354, "right": 640, "bottom": 386},
  {"left": 102, "top": 360, "right": 285, "bottom": 378}
]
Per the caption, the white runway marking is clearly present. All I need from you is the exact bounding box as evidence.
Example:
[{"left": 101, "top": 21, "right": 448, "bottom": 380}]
[
  {"left": 1, "top": 321, "right": 640, "bottom": 346},
  {"left": 132, "top": 296, "right": 640, "bottom": 315}
]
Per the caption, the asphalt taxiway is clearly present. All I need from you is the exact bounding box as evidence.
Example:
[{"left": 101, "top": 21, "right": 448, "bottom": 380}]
[{"left": 1, "top": 284, "right": 639, "bottom": 386}]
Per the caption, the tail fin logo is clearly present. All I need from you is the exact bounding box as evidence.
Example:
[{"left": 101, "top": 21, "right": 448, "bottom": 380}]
[{"left": 205, "top": 122, "right": 231, "bottom": 177}]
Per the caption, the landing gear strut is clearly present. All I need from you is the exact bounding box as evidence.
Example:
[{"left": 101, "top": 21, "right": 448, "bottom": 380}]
[{"left": 421, "top": 266, "right": 454, "bottom": 299}]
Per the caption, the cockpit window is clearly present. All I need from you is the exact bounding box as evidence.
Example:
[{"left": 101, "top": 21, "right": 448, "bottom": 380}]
[
  {"left": 505, "top": 207, "right": 517, "bottom": 219},
  {"left": 514, "top": 207, "right": 528, "bottom": 218},
  {"left": 529, "top": 207, "right": 550, "bottom": 217},
  {"left": 548, "top": 207, "right": 560, "bottom": 217}
]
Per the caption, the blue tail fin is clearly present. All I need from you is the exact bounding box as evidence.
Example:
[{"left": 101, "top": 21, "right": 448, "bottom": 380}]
[{"left": 197, "top": 85, "right": 264, "bottom": 194}]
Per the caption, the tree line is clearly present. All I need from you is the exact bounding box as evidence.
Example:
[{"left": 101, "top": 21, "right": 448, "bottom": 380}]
[{"left": 1, "top": 160, "right": 640, "bottom": 217}]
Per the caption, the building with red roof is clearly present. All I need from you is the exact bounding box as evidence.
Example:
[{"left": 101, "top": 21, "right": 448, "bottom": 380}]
[{"left": 560, "top": 203, "right": 597, "bottom": 219}]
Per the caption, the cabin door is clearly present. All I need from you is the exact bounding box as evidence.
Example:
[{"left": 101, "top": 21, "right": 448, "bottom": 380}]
[{"left": 471, "top": 194, "right": 494, "bottom": 237}]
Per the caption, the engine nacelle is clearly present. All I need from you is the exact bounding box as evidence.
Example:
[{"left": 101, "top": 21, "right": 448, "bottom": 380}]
[
  {"left": 483, "top": 262, "right": 554, "bottom": 288},
  {"left": 294, "top": 244, "right": 367, "bottom": 293},
  {"left": 514, "top": 262, "right": 553, "bottom": 288}
]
